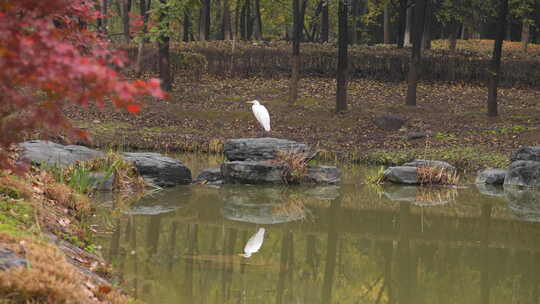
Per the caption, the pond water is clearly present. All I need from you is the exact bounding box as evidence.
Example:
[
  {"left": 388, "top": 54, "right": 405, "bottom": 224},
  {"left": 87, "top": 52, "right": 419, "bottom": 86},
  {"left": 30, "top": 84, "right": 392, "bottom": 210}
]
[{"left": 93, "top": 153, "right": 540, "bottom": 304}]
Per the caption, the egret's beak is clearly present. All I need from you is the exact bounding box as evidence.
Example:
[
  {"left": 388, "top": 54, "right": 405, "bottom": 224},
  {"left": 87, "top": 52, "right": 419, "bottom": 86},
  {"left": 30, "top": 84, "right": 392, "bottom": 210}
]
[
  {"left": 246, "top": 101, "right": 253, "bottom": 104},
  {"left": 237, "top": 253, "right": 250, "bottom": 258}
]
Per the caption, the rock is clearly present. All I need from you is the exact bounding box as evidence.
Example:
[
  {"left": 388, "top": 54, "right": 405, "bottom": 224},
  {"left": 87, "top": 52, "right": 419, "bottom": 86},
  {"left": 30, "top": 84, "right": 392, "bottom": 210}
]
[
  {"left": 221, "top": 161, "right": 283, "bottom": 184},
  {"left": 19, "top": 140, "right": 104, "bottom": 167},
  {"left": 305, "top": 186, "right": 340, "bottom": 200},
  {"left": 504, "top": 160, "right": 540, "bottom": 188},
  {"left": 373, "top": 114, "right": 406, "bottom": 131},
  {"left": 511, "top": 146, "right": 540, "bottom": 162},
  {"left": 121, "top": 152, "right": 192, "bottom": 187},
  {"left": 125, "top": 185, "right": 192, "bottom": 215},
  {"left": 383, "top": 185, "right": 455, "bottom": 206},
  {"left": 18, "top": 141, "right": 193, "bottom": 188},
  {"left": 403, "top": 159, "right": 456, "bottom": 172},
  {"left": 88, "top": 172, "right": 114, "bottom": 191},
  {"left": 406, "top": 132, "right": 429, "bottom": 140},
  {"left": 475, "top": 168, "right": 507, "bottom": 185},
  {"left": 223, "top": 138, "right": 311, "bottom": 161},
  {"left": 382, "top": 186, "right": 417, "bottom": 202},
  {"left": 220, "top": 186, "right": 306, "bottom": 224},
  {"left": 0, "top": 248, "right": 27, "bottom": 271},
  {"left": 476, "top": 183, "right": 505, "bottom": 197},
  {"left": 195, "top": 168, "right": 223, "bottom": 185},
  {"left": 383, "top": 166, "right": 418, "bottom": 184},
  {"left": 305, "top": 166, "right": 341, "bottom": 184},
  {"left": 505, "top": 186, "right": 540, "bottom": 222},
  {"left": 220, "top": 161, "right": 340, "bottom": 185}
]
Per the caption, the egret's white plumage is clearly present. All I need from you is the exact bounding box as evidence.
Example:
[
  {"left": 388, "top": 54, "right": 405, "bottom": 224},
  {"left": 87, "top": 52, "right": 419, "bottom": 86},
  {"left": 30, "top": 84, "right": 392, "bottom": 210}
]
[
  {"left": 247, "top": 100, "right": 271, "bottom": 132},
  {"left": 242, "top": 228, "right": 265, "bottom": 258}
]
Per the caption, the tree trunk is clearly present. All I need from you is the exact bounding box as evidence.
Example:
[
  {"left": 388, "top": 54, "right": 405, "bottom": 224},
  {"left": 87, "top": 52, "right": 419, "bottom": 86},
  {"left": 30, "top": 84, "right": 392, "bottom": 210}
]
[
  {"left": 487, "top": 0, "right": 509, "bottom": 117},
  {"left": 321, "top": 0, "right": 329, "bottom": 42},
  {"left": 201, "top": 0, "right": 211, "bottom": 40},
  {"left": 240, "top": 1, "right": 247, "bottom": 39},
  {"left": 158, "top": 0, "right": 171, "bottom": 92},
  {"left": 97, "top": 0, "right": 109, "bottom": 34},
  {"left": 336, "top": 0, "right": 348, "bottom": 113},
  {"left": 404, "top": 4, "right": 413, "bottom": 46},
  {"left": 521, "top": 21, "right": 530, "bottom": 52},
  {"left": 350, "top": 0, "right": 360, "bottom": 44},
  {"left": 135, "top": 0, "right": 151, "bottom": 75},
  {"left": 122, "top": 0, "right": 132, "bottom": 43},
  {"left": 253, "top": 0, "right": 263, "bottom": 40},
  {"left": 289, "top": 0, "right": 301, "bottom": 103},
  {"left": 505, "top": 20, "right": 511, "bottom": 41},
  {"left": 383, "top": 2, "right": 390, "bottom": 44},
  {"left": 300, "top": 0, "right": 308, "bottom": 40},
  {"left": 405, "top": 0, "right": 427, "bottom": 106},
  {"left": 396, "top": 0, "right": 407, "bottom": 48},
  {"left": 183, "top": 9, "right": 191, "bottom": 42},
  {"left": 246, "top": 0, "right": 253, "bottom": 39},
  {"left": 234, "top": 0, "right": 241, "bottom": 39},
  {"left": 221, "top": 0, "right": 232, "bottom": 40},
  {"left": 422, "top": 0, "right": 431, "bottom": 50},
  {"left": 448, "top": 22, "right": 459, "bottom": 52}
]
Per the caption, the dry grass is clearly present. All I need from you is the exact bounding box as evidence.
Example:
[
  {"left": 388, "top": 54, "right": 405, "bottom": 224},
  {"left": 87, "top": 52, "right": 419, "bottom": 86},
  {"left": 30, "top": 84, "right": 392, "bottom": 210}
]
[
  {"left": 271, "top": 150, "right": 312, "bottom": 184},
  {"left": 415, "top": 186, "right": 458, "bottom": 205},
  {"left": 0, "top": 234, "right": 134, "bottom": 304},
  {"left": 417, "top": 166, "right": 460, "bottom": 186}
]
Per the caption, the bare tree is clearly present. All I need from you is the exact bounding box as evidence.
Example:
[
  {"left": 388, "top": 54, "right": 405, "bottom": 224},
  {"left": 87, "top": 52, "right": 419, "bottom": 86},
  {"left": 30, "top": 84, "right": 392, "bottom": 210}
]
[
  {"left": 289, "top": 0, "right": 301, "bottom": 103},
  {"left": 135, "top": 0, "right": 152, "bottom": 75},
  {"left": 521, "top": 21, "right": 530, "bottom": 52},
  {"left": 321, "top": 0, "right": 329, "bottom": 42},
  {"left": 121, "top": 0, "right": 132, "bottom": 43},
  {"left": 336, "top": 0, "right": 348, "bottom": 113},
  {"left": 487, "top": 0, "right": 509, "bottom": 117},
  {"left": 158, "top": 0, "right": 171, "bottom": 91},
  {"left": 396, "top": 0, "right": 408, "bottom": 48},
  {"left": 384, "top": 2, "right": 390, "bottom": 44},
  {"left": 405, "top": 0, "right": 427, "bottom": 106},
  {"left": 221, "top": 0, "right": 232, "bottom": 40},
  {"left": 253, "top": 0, "right": 263, "bottom": 40},
  {"left": 183, "top": 9, "right": 191, "bottom": 42}
]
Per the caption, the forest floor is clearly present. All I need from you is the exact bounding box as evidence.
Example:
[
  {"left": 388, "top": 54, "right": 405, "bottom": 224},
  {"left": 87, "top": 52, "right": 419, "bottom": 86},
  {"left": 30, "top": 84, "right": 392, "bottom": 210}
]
[{"left": 66, "top": 75, "right": 540, "bottom": 171}]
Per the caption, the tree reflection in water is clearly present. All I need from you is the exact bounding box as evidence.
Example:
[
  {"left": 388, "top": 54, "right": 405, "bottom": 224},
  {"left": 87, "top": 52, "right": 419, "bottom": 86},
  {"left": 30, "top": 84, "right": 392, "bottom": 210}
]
[{"left": 94, "top": 182, "right": 540, "bottom": 304}]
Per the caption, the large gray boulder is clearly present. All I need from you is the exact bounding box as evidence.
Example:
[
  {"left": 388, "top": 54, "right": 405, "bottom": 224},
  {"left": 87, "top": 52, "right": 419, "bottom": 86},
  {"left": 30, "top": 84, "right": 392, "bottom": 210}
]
[
  {"left": 383, "top": 166, "right": 418, "bottom": 184},
  {"left": 373, "top": 114, "right": 405, "bottom": 131},
  {"left": 475, "top": 168, "right": 507, "bottom": 185},
  {"left": 220, "top": 186, "right": 306, "bottom": 224},
  {"left": 19, "top": 140, "right": 104, "bottom": 167},
  {"left": 511, "top": 146, "right": 540, "bottom": 162},
  {"left": 402, "top": 159, "right": 456, "bottom": 172},
  {"left": 383, "top": 185, "right": 455, "bottom": 206},
  {"left": 221, "top": 161, "right": 340, "bottom": 185},
  {"left": 476, "top": 183, "right": 505, "bottom": 197},
  {"left": 88, "top": 172, "right": 114, "bottom": 191},
  {"left": 0, "top": 248, "right": 27, "bottom": 271},
  {"left": 194, "top": 168, "right": 223, "bottom": 185},
  {"left": 305, "top": 166, "right": 341, "bottom": 184},
  {"left": 221, "top": 161, "right": 284, "bottom": 184},
  {"left": 504, "top": 160, "right": 540, "bottom": 188},
  {"left": 121, "top": 152, "right": 192, "bottom": 187},
  {"left": 19, "top": 141, "right": 193, "bottom": 188},
  {"left": 224, "top": 138, "right": 311, "bottom": 161},
  {"left": 505, "top": 186, "right": 540, "bottom": 222}
]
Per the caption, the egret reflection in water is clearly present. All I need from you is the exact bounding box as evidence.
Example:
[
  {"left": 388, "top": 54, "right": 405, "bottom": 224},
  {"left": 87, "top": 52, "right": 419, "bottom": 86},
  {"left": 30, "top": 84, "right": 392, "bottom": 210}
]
[{"left": 241, "top": 227, "right": 265, "bottom": 258}]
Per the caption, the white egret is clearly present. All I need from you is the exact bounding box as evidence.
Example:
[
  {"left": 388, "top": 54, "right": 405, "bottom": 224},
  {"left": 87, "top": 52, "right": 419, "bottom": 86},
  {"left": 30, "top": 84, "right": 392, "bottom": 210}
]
[
  {"left": 246, "top": 100, "right": 271, "bottom": 133},
  {"left": 241, "top": 227, "right": 266, "bottom": 258}
]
